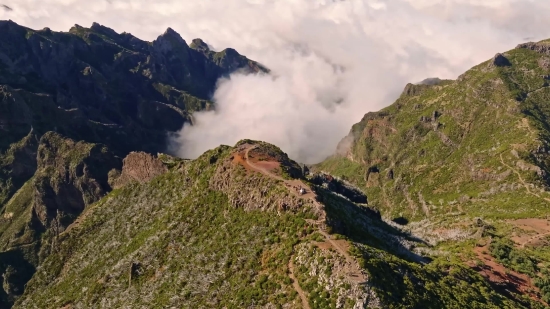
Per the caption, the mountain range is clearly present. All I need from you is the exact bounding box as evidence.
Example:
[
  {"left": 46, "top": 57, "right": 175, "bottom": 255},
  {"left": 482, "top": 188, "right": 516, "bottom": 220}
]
[{"left": 0, "top": 20, "right": 549, "bottom": 309}]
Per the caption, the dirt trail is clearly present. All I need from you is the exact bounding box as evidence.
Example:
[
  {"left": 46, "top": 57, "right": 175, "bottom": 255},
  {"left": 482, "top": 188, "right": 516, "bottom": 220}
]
[
  {"left": 244, "top": 145, "right": 366, "bottom": 286},
  {"left": 522, "top": 231, "right": 550, "bottom": 248},
  {"left": 288, "top": 254, "right": 311, "bottom": 309},
  {"left": 314, "top": 225, "right": 367, "bottom": 282},
  {"left": 245, "top": 146, "right": 323, "bottom": 212},
  {"left": 499, "top": 153, "right": 550, "bottom": 202}
]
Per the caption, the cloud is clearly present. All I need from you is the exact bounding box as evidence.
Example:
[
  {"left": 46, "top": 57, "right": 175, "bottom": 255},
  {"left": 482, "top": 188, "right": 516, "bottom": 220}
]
[{"left": 2, "top": 0, "right": 550, "bottom": 163}]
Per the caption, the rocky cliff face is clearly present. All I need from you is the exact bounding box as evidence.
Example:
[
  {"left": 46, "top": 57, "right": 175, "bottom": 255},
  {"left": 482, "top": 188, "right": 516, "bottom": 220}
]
[
  {"left": 113, "top": 152, "right": 168, "bottom": 188},
  {"left": 0, "top": 132, "right": 122, "bottom": 307},
  {"left": 32, "top": 132, "right": 121, "bottom": 230},
  {"left": 0, "top": 20, "right": 265, "bottom": 156}
]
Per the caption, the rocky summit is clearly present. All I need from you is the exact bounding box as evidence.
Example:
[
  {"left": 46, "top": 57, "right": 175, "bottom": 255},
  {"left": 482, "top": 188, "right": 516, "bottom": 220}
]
[{"left": 1, "top": 20, "right": 550, "bottom": 309}]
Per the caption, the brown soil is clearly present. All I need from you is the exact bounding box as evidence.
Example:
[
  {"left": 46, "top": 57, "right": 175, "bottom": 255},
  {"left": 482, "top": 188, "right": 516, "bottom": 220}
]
[
  {"left": 509, "top": 218, "right": 550, "bottom": 248},
  {"left": 240, "top": 144, "right": 367, "bottom": 298},
  {"left": 470, "top": 245, "right": 545, "bottom": 304},
  {"left": 314, "top": 227, "right": 367, "bottom": 283}
]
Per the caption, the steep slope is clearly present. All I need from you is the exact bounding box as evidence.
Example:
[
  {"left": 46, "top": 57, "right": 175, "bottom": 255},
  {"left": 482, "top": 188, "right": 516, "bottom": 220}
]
[
  {"left": 0, "top": 19, "right": 264, "bottom": 203},
  {"left": 318, "top": 39, "right": 550, "bottom": 305},
  {"left": 0, "top": 132, "right": 122, "bottom": 306},
  {"left": 10, "top": 140, "right": 535, "bottom": 309},
  {"left": 0, "top": 20, "right": 265, "bottom": 156}
]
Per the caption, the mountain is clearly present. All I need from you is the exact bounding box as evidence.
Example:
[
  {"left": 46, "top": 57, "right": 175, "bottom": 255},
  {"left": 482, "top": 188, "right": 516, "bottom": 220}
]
[
  {"left": 0, "top": 20, "right": 265, "bottom": 156},
  {"left": 9, "top": 140, "right": 527, "bottom": 308},
  {"left": 318, "top": 39, "right": 550, "bottom": 305},
  {"left": 1, "top": 19, "right": 550, "bottom": 308}
]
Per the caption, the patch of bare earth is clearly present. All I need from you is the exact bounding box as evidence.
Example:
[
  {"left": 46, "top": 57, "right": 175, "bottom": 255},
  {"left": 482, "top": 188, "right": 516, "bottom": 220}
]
[
  {"left": 469, "top": 246, "right": 545, "bottom": 304},
  {"left": 509, "top": 218, "right": 550, "bottom": 248},
  {"left": 240, "top": 144, "right": 367, "bottom": 299}
]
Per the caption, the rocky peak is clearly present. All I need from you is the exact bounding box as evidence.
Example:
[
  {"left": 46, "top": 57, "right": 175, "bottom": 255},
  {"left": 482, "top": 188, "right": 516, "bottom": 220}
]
[
  {"left": 190, "top": 38, "right": 210, "bottom": 52},
  {"left": 516, "top": 40, "right": 550, "bottom": 55},
  {"left": 113, "top": 152, "right": 168, "bottom": 188},
  {"left": 90, "top": 22, "right": 119, "bottom": 39},
  {"left": 154, "top": 27, "right": 188, "bottom": 51}
]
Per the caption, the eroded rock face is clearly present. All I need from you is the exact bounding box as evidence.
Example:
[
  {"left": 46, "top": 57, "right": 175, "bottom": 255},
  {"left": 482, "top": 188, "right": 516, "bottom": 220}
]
[
  {"left": 516, "top": 41, "right": 550, "bottom": 55},
  {"left": 113, "top": 152, "right": 168, "bottom": 188},
  {"left": 209, "top": 145, "right": 311, "bottom": 212},
  {"left": 32, "top": 132, "right": 121, "bottom": 230},
  {"left": 491, "top": 53, "right": 511, "bottom": 67}
]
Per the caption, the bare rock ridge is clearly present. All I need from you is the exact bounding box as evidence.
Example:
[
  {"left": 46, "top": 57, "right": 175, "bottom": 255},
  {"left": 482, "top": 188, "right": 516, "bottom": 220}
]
[
  {"left": 516, "top": 41, "right": 550, "bottom": 55},
  {"left": 32, "top": 132, "right": 121, "bottom": 230},
  {"left": 113, "top": 152, "right": 168, "bottom": 188}
]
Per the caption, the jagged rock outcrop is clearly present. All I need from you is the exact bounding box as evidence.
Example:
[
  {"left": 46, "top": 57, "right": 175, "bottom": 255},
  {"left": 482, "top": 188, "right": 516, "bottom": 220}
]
[
  {"left": 491, "top": 53, "right": 511, "bottom": 67},
  {"left": 209, "top": 142, "right": 310, "bottom": 211},
  {"left": 32, "top": 132, "right": 121, "bottom": 230},
  {"left": 516, "top": 41, "right": 550, "bottom": 55},
  {"left": 0, "top": 132, "right": 38, "bottom": 206},
  {"left": 113, "top": 152, "right": 168, "bottom": 188}
]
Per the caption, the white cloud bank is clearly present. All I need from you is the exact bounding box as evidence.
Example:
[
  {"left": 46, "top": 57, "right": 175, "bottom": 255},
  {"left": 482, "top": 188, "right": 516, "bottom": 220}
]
[{"left": 2, "top": 0, "right": 550, "bottom": 163}]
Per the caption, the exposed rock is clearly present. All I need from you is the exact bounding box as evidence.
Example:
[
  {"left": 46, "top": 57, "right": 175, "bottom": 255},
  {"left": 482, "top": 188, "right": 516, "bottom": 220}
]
[
  {"left": 113, "top": 152, "right": 168, "bottom": 188},
  {"left": 190, "top": 38, "right": 210, "bottom": 52},
  {"left": 491, "top": 53, "right": 511, "bottom": 67},
  {"left": 538, "top": 57, "right": 550, "bottom": 69},
  {"left": 516, "top": 41, "right": 550, "bottom": 55},
  {"left": 0, "top": 132, "right": 38, "bottom": 206},
  {"left": 417, "top": 77, "right": 442, "bottom": 85},
  {"left": 32, "top": 132, "right": 121, "bottom": 229},
  {"left": 309, "top": 173, "right": 368, "bottom": 204},
  {"left": 402, "top": 83, "right": 427, "bottom": 96},
  {"left": 210, "top": 143, "right": 308, "bottom": 211}
]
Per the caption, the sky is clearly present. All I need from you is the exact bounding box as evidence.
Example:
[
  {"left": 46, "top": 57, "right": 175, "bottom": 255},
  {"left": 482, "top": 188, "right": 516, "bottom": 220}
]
[{"left": 1, "top": 0, "right": 550, "bottom": 163}]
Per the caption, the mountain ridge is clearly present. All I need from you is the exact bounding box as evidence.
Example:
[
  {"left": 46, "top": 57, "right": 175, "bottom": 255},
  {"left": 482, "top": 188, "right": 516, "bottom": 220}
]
[
  {"left": 1, "top": 20, "right": 550, "bottom": 308},
  {"left": 317, "top": 37, "right": 550, "bottom": 305}
]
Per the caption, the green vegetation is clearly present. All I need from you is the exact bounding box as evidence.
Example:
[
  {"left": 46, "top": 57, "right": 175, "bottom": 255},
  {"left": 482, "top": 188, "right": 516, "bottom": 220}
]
[
  {"left": 355, "top": 245, "right": 544, "bottom": 309},
  {"left": 490, "top": 239, "right": 538, "bottom": 276},
  {"left": 14, "top": 144, "right": 313, "bottom": 308},
  {"left": 318, "top": 43, "right": 550, "bottom": 222},
  {"left": 315, "top": 39, "right": 550, "bottom": 308}
]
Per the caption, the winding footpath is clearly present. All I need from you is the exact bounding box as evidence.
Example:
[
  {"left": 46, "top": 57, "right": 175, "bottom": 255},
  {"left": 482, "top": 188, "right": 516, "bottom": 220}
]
[
  {"left": 521, "top": 231, "right": 550, "bottom": 248},
  {"left": 243, "top": 145, "right": 367, "bottom": 306},
  {"left": 288, "top": 254, "right": 311, "bottom": 309},
  {"left": 499, "top": 153, "right": 550, "bottom": 202}
]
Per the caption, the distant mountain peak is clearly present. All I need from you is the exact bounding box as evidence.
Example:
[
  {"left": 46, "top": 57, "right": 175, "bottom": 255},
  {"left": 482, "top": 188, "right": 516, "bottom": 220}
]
[{"left": 190, "top": 38, "right": 210, "bottom": 52}]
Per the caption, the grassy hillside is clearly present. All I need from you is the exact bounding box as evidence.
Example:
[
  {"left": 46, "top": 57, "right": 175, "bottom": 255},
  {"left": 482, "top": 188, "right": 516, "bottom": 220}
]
[
  {"left": 11, "top": 141, "right": 541, "bottom": 308},
  {"left": 317, "top": 39, "right": 550, "bottom": 306}
]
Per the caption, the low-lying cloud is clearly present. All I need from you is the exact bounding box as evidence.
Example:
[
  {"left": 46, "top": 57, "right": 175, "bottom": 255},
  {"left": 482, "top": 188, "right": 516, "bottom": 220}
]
[{"left": 2, "top": 0, "right": 550, "bottom": 163}]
